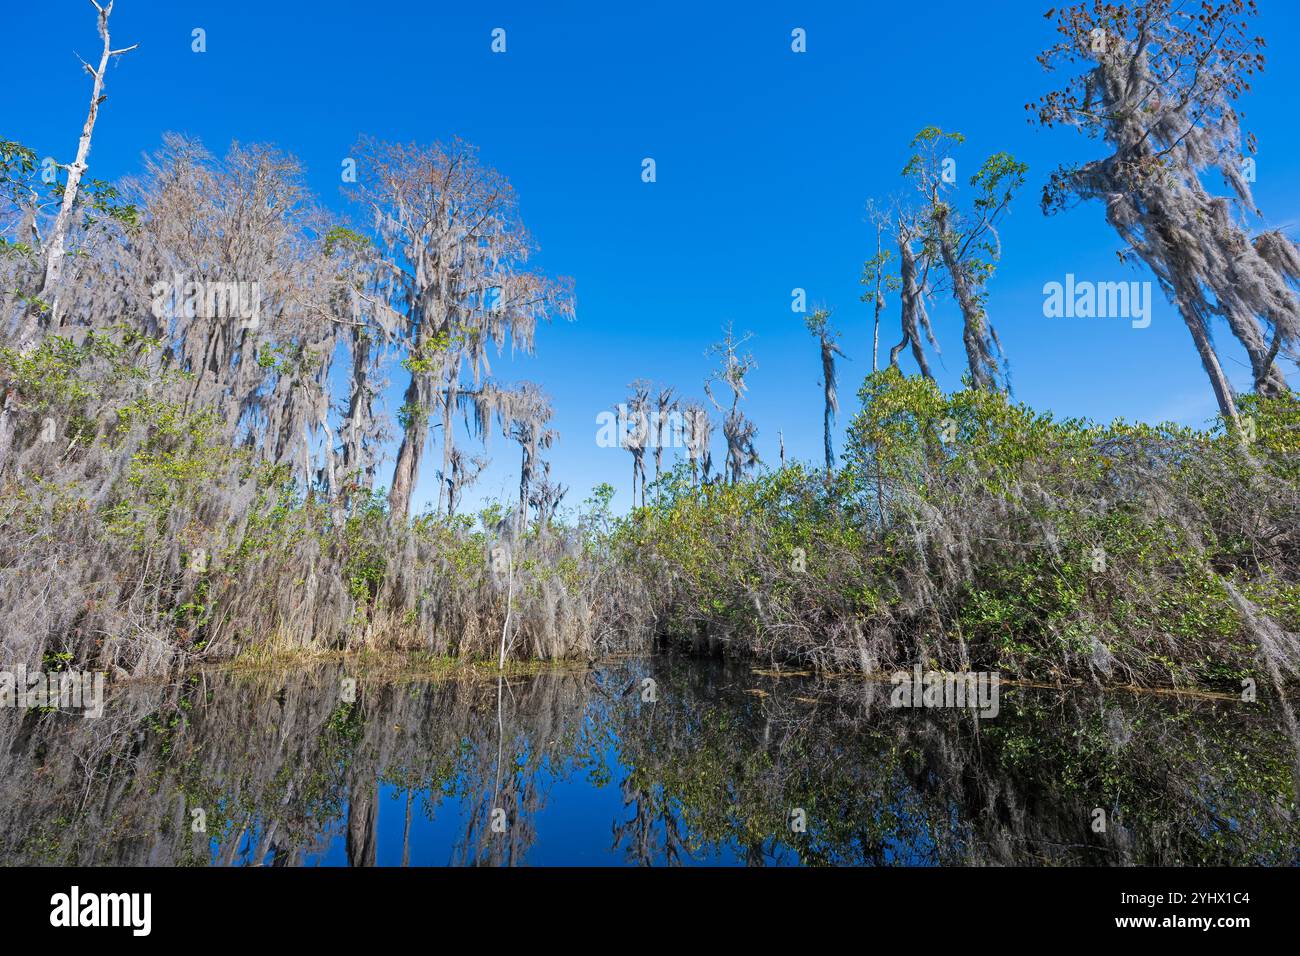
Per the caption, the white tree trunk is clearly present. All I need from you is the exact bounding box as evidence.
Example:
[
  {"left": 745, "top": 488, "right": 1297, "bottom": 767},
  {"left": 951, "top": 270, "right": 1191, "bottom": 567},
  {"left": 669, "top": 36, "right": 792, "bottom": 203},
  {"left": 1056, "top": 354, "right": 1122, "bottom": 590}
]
[{"left": 40, "top": 2, "right": 136, "bottom": 314}]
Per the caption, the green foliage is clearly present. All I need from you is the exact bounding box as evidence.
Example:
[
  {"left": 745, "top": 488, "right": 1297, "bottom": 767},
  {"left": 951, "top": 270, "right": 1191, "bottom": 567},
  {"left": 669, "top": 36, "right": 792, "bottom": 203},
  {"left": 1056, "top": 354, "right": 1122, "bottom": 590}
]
[
  {"left": 400, "top": 331, "right": 460, "bottom": 377},
  {"left": 322, "top": 225, "right": 372, "bottom": 257},
  {"left": 613, "top": 368, "right": 1297, "bottom": 690},
  {"left": 0, "top": 326, "right": 158, "bottom": 409},
  {"left": 902, "top": 126, "right": 964, "bottom": 179},
  {"left": 0, "top": 139, "right": 38, "bottom": 176},
  {"left": 81, "top": 178, "right": 139, "bottom": 229},
  {"left": 0, "top": 138, "right": 38, "bottom": 205}
]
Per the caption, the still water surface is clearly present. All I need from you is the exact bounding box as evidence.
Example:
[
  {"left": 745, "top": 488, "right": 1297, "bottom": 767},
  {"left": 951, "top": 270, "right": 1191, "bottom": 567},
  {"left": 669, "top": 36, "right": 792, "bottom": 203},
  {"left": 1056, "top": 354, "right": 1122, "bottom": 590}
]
[{"left": 2, "top": 655, "right": 1297, "bottom": 865}]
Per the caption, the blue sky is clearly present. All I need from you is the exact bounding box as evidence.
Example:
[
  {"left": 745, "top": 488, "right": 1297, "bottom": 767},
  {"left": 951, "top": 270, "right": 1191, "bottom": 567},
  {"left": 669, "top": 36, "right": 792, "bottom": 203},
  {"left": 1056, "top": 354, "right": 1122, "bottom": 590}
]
[{"left": 5, "top": 0, "right": 1300, "bottom": 515}]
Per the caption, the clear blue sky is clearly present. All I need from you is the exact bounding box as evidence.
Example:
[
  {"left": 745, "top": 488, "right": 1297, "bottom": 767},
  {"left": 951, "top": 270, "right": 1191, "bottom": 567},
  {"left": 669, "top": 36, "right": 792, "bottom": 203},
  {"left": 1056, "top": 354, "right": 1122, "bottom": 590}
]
[{"left": 5, "top": 0, "right": 1299, "bottom": 514}]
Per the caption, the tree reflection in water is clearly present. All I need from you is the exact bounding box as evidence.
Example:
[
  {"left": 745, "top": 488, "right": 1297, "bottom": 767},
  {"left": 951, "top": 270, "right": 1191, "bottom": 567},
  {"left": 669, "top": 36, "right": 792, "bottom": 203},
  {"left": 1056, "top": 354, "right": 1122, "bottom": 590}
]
[{"left": 1, "top": 655, "right": 1295, "bottom": 865}]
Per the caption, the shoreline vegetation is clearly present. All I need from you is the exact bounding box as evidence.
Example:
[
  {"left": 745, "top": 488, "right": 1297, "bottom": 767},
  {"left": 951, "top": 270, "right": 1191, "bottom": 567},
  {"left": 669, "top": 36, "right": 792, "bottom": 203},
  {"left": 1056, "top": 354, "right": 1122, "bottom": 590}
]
[
  {"left": 1, "top": 1, "right": 1298, "bottom": 707},
  {"left": 207, "top": 651, "right": 1260, "bottom": 703}
]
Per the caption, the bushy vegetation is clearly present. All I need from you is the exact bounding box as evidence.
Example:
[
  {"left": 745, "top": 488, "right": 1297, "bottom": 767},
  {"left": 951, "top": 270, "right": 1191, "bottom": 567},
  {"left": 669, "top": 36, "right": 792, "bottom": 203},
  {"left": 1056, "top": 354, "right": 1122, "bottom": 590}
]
[
  {"left": 0, "top": 328, "right": 640, "bottom": 676},
  {"left": 617, "top": 369, "right": 1300, "bottom": 691}
]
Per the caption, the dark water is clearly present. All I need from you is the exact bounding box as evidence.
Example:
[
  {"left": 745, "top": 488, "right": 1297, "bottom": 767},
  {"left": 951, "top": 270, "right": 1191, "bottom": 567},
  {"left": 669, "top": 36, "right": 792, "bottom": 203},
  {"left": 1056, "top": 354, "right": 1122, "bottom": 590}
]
[{"left": 2, "top": 655, "right": 1297, "bottom": 865}]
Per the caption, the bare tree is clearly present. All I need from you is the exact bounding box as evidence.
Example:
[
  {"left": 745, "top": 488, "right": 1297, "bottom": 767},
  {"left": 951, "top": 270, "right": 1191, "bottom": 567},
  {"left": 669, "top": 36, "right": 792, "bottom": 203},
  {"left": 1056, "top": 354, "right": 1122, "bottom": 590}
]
[
  {"left": 39, "top": 0, "right": 138, "bottom": 324},
  {"left": 682, "top": 401, "right": 714, "bottom": 486},
  {"left": 528, "top": 460, "right": 568, "bottom": 534},
  {"left": 497, "top": 382, "right": 556, "bottom": 535},
  {"left": 803, "top": 307, "right": 845, "bottom": 470},
  {"left": 438, "top": 447, "right": 487, "bottom": 517},
  {"left": 705, "top": 324, "right": 760, "bottom": 484},
  {"left": 128, "top": 138, "right": 347, "bottom": 489},
  {"left": 862, "top": 201, "right": 896, "bottom": 375},
  {"left": 619, "top": 380, "right": 651, "bottom": 508},
  {"left": 652, "top": 385, "right": 677, "bottom": 488}
]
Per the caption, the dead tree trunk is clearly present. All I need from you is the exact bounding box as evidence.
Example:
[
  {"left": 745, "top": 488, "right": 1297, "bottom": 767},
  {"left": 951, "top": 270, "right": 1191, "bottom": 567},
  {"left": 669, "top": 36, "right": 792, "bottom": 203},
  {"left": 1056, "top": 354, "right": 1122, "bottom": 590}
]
[{"left": 40, "top": 1, "right": 137, "bottom": 321}]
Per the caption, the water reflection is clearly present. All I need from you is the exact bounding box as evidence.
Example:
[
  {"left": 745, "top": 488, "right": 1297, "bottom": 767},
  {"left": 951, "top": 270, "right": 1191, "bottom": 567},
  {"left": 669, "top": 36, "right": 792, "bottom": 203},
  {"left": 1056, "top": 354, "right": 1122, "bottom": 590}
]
[{"left": 1, "top": 656, "right": 1296, "bottom": 865}]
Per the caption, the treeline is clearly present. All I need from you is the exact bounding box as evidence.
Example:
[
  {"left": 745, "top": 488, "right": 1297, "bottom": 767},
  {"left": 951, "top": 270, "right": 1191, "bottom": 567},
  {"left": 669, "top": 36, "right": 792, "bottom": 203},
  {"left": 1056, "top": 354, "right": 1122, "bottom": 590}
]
[
  {"left": 622, "top": 373, "right": 1298, "bottom": 690},
  {"left": 0, "top": 1, "right": 1297, "bottom": 693}
]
